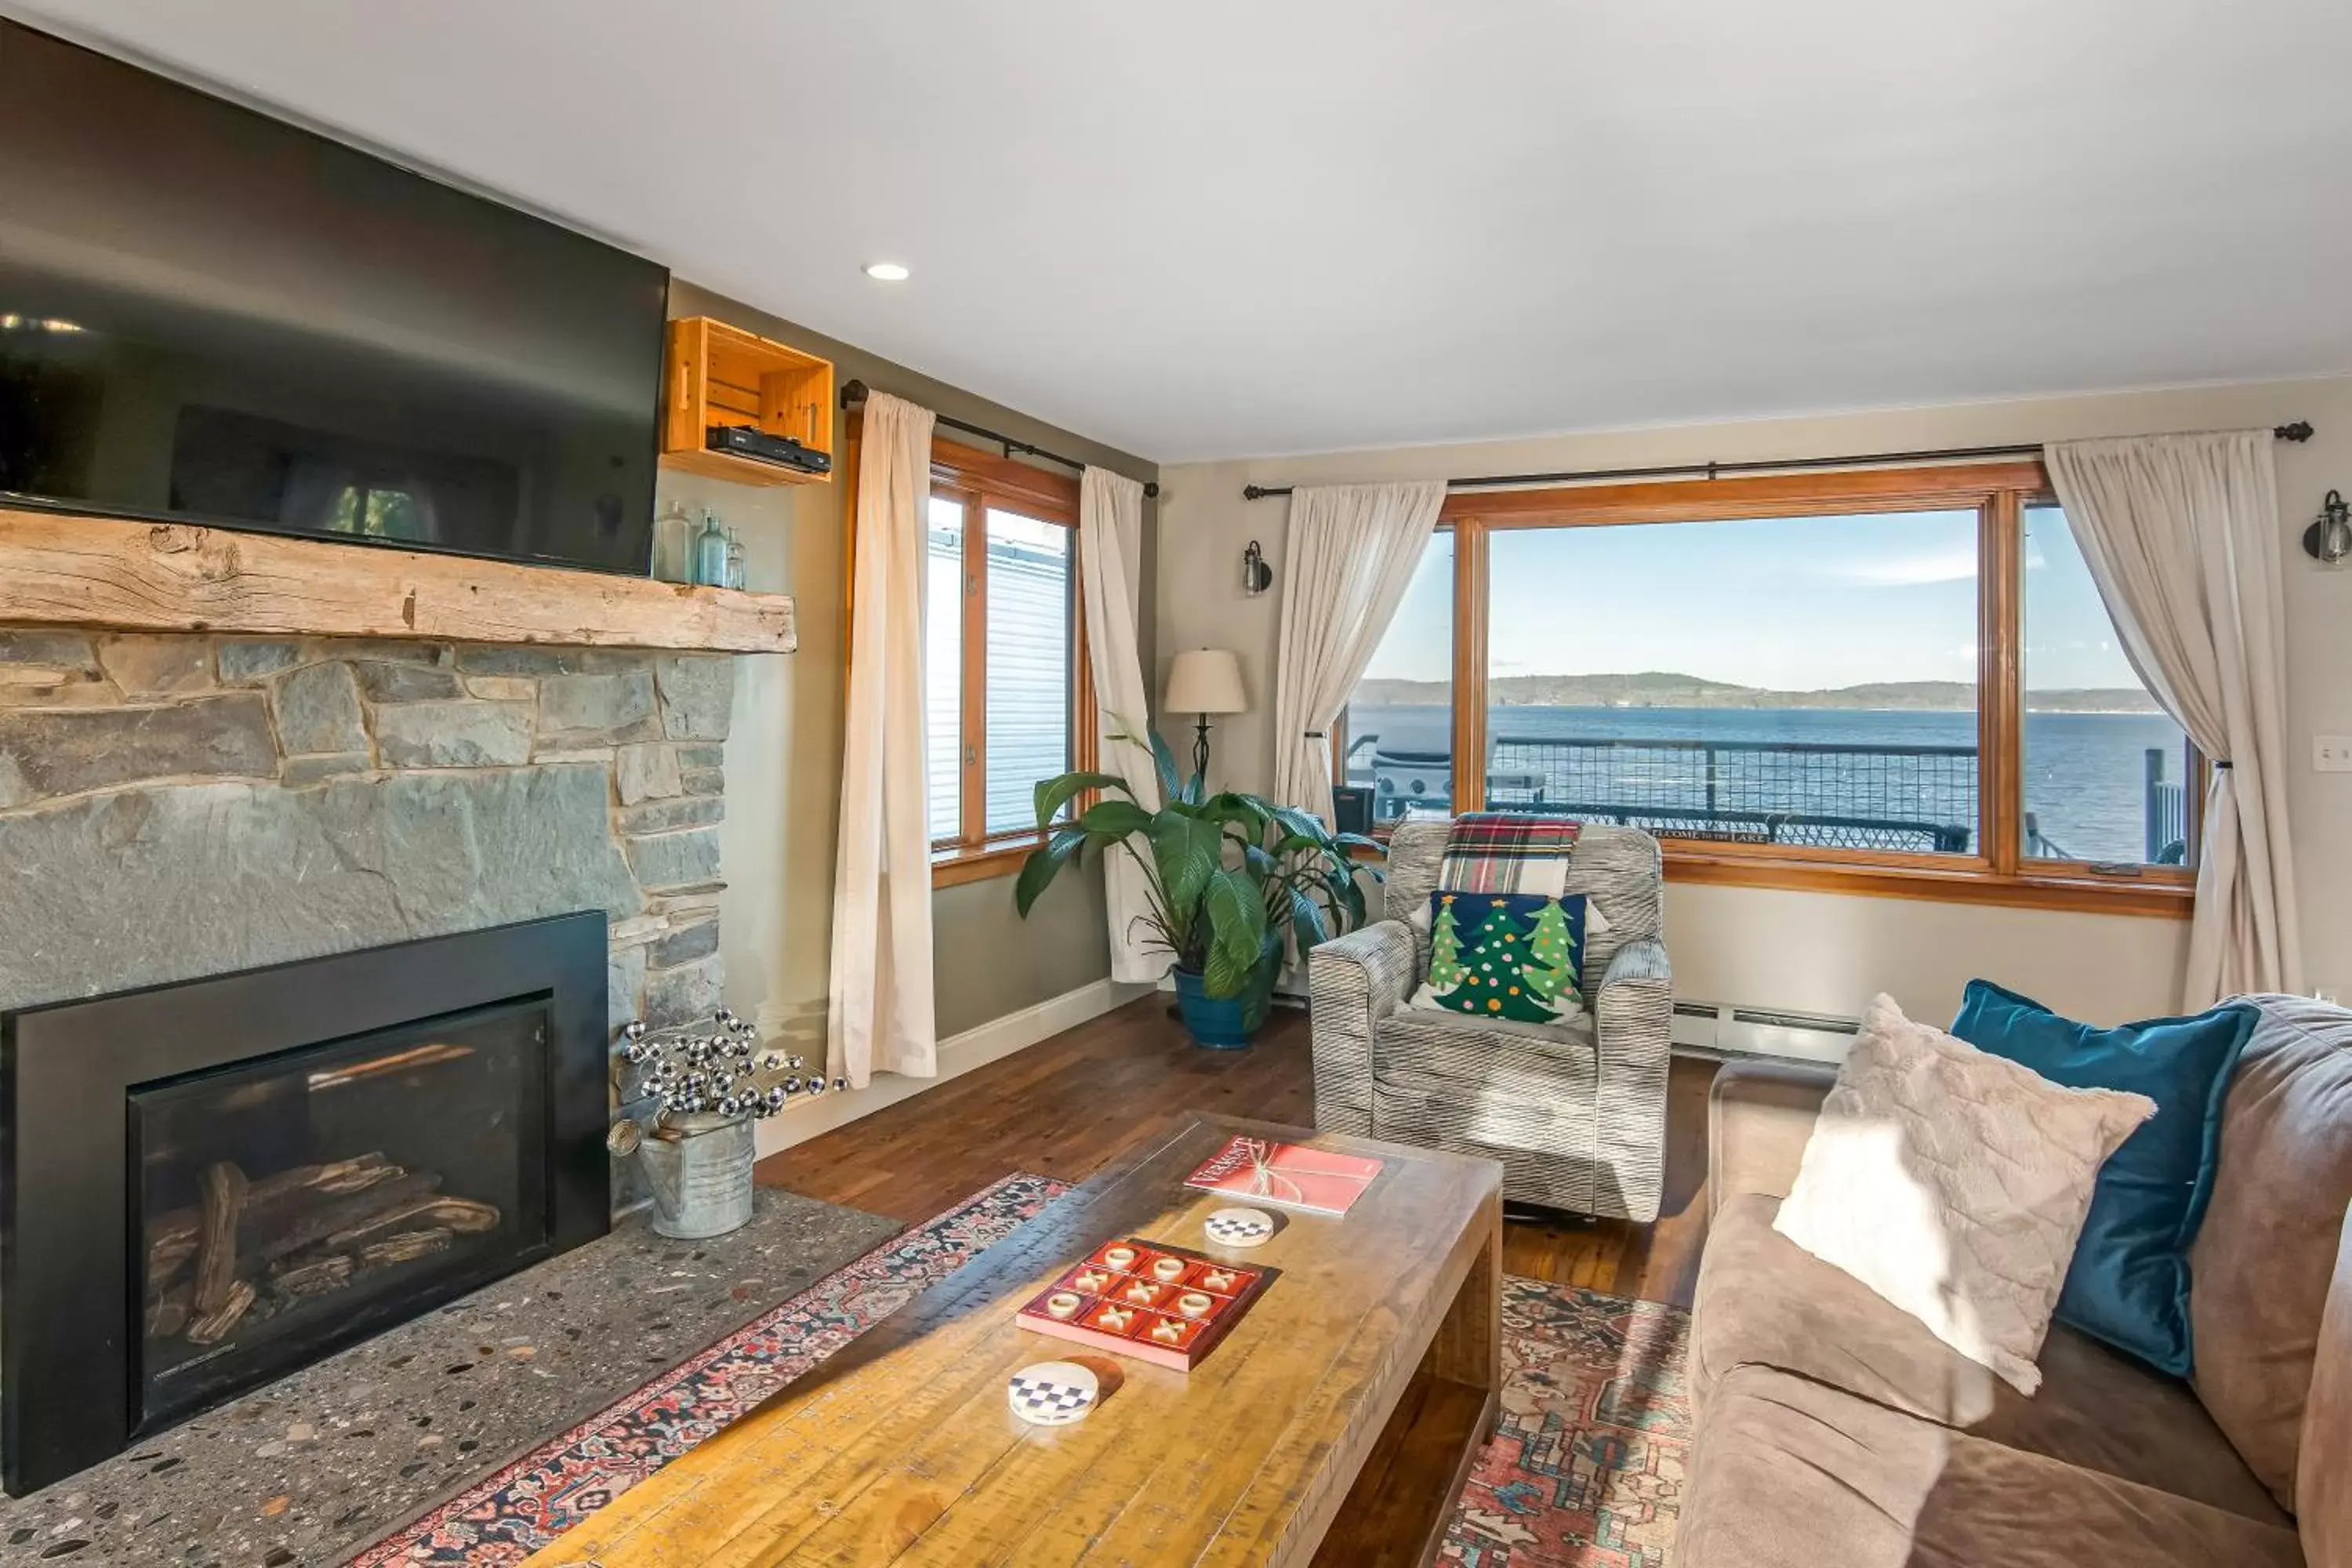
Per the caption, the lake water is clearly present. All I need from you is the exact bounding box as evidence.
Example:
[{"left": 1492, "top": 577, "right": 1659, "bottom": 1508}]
[{"left": 1346, "top": 703, "right": 2191, "bottom": 865}]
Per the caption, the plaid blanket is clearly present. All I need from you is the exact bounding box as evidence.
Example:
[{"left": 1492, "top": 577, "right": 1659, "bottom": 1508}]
[{"left": 1438, "top": 811, "right": 1581, "bottom": 897}]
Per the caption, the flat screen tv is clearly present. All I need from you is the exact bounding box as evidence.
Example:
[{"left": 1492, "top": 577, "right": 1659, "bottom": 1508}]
[{"left": 0, "top": 21, "right": 669, "bottom": 575}]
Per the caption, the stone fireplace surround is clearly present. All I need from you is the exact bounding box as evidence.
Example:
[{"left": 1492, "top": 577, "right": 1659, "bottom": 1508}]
[
  {"left": 0, "top": 628, "right": 738, "bottom": 1050},
  {"left": 0, "top": 620, "right": 919, "bottom": 1563}
]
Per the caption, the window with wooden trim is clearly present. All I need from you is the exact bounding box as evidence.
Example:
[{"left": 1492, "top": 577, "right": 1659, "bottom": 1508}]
[
  {"left": 912, "top": 439, "right": 1094, "bottom": 885},
  {"left": 1341, "top": 463, "right": 2196, "bottom": 916}
]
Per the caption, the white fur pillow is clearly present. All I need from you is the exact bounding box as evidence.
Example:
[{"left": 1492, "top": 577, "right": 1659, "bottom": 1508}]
[{"left": 1771, "top": 994, "right": 2156, "bottom": 1395}]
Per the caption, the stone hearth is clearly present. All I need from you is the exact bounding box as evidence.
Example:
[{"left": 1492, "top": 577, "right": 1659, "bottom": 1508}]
[
  {"left": 0, "top": 1189, "right": 897, "bottom": 1565},
  {"left": 0, "top": 630, "right": 738, "bottom": 1071}
]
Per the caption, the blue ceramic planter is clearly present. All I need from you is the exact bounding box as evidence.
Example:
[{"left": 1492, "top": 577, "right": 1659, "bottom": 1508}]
[{"left": 1171, "top": 968, "right": 1254, "bottom": 1050}]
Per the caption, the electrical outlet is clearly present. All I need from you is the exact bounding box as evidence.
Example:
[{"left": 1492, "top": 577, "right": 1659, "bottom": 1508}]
[{"left": 2317, "top": 735, "right": 2352, "bottom": 773}]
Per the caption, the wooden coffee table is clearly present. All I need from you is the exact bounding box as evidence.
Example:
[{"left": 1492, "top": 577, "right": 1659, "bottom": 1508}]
[{"left": 524, "top": 1113, "right": 1503, "bottom": 1567}]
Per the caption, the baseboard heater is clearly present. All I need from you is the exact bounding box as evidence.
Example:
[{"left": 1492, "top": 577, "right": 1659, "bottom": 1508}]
[{"left": 1671, "top": 1000, "right": 1859, "bottom": 1066}]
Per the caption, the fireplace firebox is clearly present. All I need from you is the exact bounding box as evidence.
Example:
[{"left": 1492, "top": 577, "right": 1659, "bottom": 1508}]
[{"left": 2, "top": 913, "right": 609, "bottom": 1495}]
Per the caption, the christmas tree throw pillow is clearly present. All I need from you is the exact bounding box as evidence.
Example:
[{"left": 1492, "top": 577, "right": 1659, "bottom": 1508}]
[{"left": 1405, "top": 890, "right": 1602, "bottom": 1025}]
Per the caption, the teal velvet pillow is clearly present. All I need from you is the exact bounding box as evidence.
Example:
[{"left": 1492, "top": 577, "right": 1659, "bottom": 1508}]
[{"left": 1950, "top": 979, "right": 2256, "bottom": 1377}]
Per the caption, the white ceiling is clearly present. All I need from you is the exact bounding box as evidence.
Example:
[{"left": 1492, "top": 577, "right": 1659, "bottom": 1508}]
[{"left": 16, "top": 1, "right": 2352, "bottom": 463}]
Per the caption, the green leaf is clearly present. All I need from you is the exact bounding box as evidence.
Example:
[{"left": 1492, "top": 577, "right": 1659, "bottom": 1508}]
[
  {"left": 1013, "top": 827, "right": 1089, "bottom": 916},
  {"left": 1287, "top": 885, "right": 1333, "bottom": 949},
  {"left": 1077, "top": 798, "right": 1156, "bottom": 840},
  {"left": 1334, "top": 832, "right": 1385, "bottom": 856},
  {"left": 1335, "top": 869, "right": 1368, "bottom": 929},
  {"left": 1203, "top": 792, "right": 1272, "bottom": 833},
  {"left": 1269, "top": 804, "right": 1332, "bottom": 846},
  {"left": 1200, "top": 866, "right": 1268, "bottom": 996},
  {"left": 1032, "top": 771, "right": 1130, "bottom": 831},
  {"left": 1149, "top": 812, "right": 1224, "bottom": 916},
  {"left": 1148, "top": 729, "right": 1185, "bottom": 804}
]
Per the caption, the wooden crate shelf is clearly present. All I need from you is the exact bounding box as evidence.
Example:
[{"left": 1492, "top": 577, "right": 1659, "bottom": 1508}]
[{"left": 659, "top": 317, "right": 835, "bottom": 488}]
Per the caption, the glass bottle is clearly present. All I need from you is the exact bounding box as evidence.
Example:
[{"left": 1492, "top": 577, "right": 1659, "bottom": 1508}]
[
  {"left": 651, "top": 499, "right": 693, "bottom": 583},
  {"left": 694, "top": 509, "right": 729, "bottom": 587},
  {"left": 724, "top": 528, "right": 747, "bottom": 591}
]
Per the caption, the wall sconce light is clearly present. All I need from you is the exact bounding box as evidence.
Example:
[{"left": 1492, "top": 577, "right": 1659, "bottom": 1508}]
[
  {"left": 2306, "top": 490, "right": 2351, "bottom": 566},
  {"left": 1241, "top": 539, "right": 1272, "bottom": 596}
]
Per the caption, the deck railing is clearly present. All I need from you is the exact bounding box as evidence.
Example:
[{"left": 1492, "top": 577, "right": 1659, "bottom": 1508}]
[
  {"left": 1484, "top": 734, "right": 1978, "bottom": 852},
  {"left": 1351, "top": 733, "right": 1980, "bottom": 853},
  {"left": 1348, "top": 731, "right": 2191, "bottom": 865},
  {"left": 2144, "top": 746, "right": 2188, "bottom": 865}
]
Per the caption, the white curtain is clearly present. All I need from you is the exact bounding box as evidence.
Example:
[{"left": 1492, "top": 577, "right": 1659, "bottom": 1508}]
[
  {"left": 1271, "top": 481, "right": 1448, "bottom": 821},
  {"left": 1079, "top": 467, "right": 1169, "bottom": 984},
  {"left": 2045, "top": 430, "right": 2303, "bottom": 1007},
  {"left": 828, "top": 392, "right": 940, "bottom": 1087}
]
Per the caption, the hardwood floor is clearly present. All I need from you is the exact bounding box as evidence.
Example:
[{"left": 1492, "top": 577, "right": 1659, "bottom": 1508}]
[{"left": 757, "top": 994, "right": 1719, "bottom": 1308}]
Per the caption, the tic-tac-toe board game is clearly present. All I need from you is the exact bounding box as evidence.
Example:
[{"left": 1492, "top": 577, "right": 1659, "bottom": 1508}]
[{"left": 1015, "top": 1236, "right": 1277, "bottom": 1371}]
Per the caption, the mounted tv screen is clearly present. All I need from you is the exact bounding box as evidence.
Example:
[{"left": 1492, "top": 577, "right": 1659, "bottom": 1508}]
[{"left": 0, "top": 21, "right": 668, "bottom": 575}]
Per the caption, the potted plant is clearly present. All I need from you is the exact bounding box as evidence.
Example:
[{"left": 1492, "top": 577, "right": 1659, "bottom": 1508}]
[{"left": 1014, "top": 728, "right": 1381, "bottom": 1048}]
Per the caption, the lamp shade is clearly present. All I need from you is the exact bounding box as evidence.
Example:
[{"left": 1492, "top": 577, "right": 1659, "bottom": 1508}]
[{"left": 1165, "top": 648, "right": 1248, "bottom": 714}]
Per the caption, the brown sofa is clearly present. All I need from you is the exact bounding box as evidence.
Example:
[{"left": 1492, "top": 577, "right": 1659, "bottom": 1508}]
[{"left": 1679, "top": 993, "right": 2352, "bottom": 1568}]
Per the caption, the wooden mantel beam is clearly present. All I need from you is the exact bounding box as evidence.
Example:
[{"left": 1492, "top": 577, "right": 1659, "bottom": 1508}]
[{"left": 0, "top": 508, "right": 795, "bottom": 654}]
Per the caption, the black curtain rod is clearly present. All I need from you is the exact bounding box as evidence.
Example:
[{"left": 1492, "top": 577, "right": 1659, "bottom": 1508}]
[
  {"left": 1238, "top": 422, "right": 2316, "bottom": 501},
  {"left": 840, "top": 379, "right": 1160, "bottom": 499}
]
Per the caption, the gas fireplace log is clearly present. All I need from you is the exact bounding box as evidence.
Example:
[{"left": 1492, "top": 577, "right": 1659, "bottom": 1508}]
[
  {"left": 268, "top": 1253, "right": 356, "bottom": 1298},
  {"left": 434, "top": 1198, "right": 502, "bottom": 1234},
  {"left": 184, "top": 1278, "right": 256, "bottom": 1345},
  {"left": 148, "top": 1231, "right": 199, "bottom": 1292},
  {"left": 147, "top": 1152, "right": 404, "bottom": 1271},
  {"left": 358, "top": 1228, "right": 452, "bottom": 1268},
  {"left": 146, "top": 1283, "right": 192, "bottom": 1340},
  {"left": 191, "top": 1162, "right": 249, "bottom": 1315},
  {"left": 141, "top": 1160, "right": 501, "bottom": 1345},
  {"left": 255, "top": 1171, "right": 443, "bottom": 1263},
  {"left": 325, "top": 1196, "right": 499, "bottom": 1250},
  {"left": 307, "top": 1153, "right": 404, "bottom": 1196}
]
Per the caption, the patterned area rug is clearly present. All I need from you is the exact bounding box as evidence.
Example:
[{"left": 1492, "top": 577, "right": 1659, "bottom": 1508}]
[
  {"left": 1443, "top": 1278, "right": 1690, "bottom": 1566},
  {"left": 358, "top": 1173, "right": 1690, "bottom": 1566},
  {"left": 352, "top": 1173, "right": 1068, "bottom": 1565}
]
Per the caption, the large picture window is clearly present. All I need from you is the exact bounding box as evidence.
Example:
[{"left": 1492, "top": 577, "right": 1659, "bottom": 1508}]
[{"left": 1345, "top": 463, "right": 2193, "bottom": 915}]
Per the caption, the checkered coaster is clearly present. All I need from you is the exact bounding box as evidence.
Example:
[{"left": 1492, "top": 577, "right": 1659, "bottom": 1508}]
[
  {"left": 1008, "top": 1372, "right": 1095, "bottom": 1420},
  {"left": 1204, "top": 1214, "right": 1272, "bottom": 1243}
]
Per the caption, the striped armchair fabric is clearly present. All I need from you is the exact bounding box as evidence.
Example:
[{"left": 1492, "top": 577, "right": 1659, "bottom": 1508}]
[{"left": 1307, "top": 819, "right": 1673, "bottom": 1221}]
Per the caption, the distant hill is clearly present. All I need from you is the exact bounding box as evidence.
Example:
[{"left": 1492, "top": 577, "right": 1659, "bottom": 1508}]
[{"left": 1352, "top": 671, "right": 2159, "bottom": 714}]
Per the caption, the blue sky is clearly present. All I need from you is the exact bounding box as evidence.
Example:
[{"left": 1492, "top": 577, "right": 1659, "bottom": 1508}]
[{"left": 1362, "top": 505, "right": 2143, "bottom": 693}]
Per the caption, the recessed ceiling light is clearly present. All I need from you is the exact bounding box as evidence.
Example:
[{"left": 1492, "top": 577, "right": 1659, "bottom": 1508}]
[{"left": 862, "top": 261, "right": 910, "bottom": 282}]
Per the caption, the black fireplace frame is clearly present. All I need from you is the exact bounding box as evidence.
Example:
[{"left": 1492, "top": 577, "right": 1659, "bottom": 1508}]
[{"left": 0, "top": 912, "right": 610, "bottom": 1495}]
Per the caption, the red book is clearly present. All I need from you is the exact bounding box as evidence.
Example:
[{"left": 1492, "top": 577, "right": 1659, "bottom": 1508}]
[{"left": 1183, "top": 1135, "right": 1383, "bottom": 1217}]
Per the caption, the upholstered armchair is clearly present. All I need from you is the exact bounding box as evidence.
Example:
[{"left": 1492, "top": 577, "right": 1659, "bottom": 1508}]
[{"left": 1307, "top": 819, "right": 1673, "bottom": 1221}]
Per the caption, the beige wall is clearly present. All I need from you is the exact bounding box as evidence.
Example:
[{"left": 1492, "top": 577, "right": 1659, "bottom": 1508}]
[
  {"left": 658, "top": 281, "right": 1160, "bottom": 1070},
  {"left": 1156, "top": 376, "right": 2352, "bottom": 1025}
]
